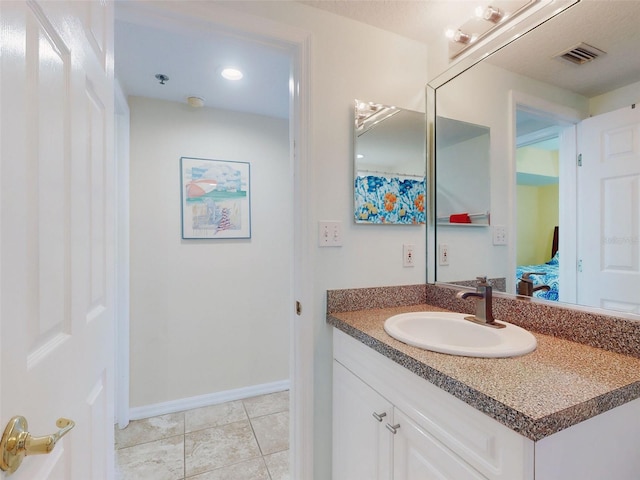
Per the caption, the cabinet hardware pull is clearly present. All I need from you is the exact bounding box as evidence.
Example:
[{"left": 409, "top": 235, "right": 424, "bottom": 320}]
[
  {"left": 385, "top": 423, "right": 400, "bottom": 434},
  {"left": 372, "top": 412, "right": 387, "bottom": 422}
]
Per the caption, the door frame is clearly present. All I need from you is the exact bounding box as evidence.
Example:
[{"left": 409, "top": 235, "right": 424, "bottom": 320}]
[
  {"left": 509, "top": 91, "right": 582, "bottom": 297},
  {"left": 113, "top": 3, "right": 314, "bottom": 477},
  {"left": 114, "top": 80, "right": 131, "bottom": 429}
]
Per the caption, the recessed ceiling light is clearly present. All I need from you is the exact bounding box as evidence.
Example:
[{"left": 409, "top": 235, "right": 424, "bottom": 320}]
[{"left": 221, "top": 68, "right": 243, "bottom": 81}]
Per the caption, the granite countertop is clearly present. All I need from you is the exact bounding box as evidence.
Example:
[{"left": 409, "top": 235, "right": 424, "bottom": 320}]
[{"left": 328, "top": 303, "right": 640, "bottom": 441}]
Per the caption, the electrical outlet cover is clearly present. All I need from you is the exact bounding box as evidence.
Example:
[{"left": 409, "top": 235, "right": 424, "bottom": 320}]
[
  {"left": 439, "top": 244, "right": 449, "bottom": 265},
  {"left": 403, "top": 244, "right": 415, "bottom": 267}
]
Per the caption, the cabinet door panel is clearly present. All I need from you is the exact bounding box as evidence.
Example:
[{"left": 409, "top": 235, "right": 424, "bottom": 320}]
[
  {"left": 333, "top": 361, "right": 393, "bottom": 480},
  {"left": 393, "top": 409, "right": 487, "bottom": 480}
]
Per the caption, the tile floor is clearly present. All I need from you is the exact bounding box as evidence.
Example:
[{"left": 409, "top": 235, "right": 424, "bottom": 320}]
[{"left": 115, "top": 391, "right": 290, "bottom": 480}]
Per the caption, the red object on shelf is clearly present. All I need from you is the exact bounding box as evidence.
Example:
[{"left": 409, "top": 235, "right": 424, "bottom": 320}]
[{"left": 449, "top": 213, "right": 472, "bottom": 223}]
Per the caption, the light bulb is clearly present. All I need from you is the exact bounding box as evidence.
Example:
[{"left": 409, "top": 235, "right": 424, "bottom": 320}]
[
  {"left": 453, "top": 30, "right": 472, "bottom": 44},
  {"left": 482, "top": 6, "right": 504, "bottom": 23}
]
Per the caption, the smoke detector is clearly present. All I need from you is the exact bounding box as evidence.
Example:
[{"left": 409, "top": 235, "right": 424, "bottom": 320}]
[
  {"left": 554, "top": 42, "right": 606, "bottom": 65},
  {"left": 187, "top": 96, "right": 205, "bottom": 108}
]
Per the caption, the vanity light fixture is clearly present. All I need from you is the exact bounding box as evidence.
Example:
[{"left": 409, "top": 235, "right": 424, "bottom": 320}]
[
  {"left": 221, "top": 67, "right": 243, "bottom": 81},
  {"left": 446, "top": 0, "right": 538, "bottom": 60}
]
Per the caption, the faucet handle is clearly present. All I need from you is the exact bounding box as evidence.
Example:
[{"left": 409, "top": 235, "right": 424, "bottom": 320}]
[
  {"left": 476, "top": 276, "right": 488, "bottom": 285},
  {"left": 521, "top": 272, "right": 546, "bottom": 280}
]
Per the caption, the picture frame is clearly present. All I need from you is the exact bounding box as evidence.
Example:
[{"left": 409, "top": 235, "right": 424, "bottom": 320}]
[{"left": 180, "top": 157, "right": 251, "bottom": 239}]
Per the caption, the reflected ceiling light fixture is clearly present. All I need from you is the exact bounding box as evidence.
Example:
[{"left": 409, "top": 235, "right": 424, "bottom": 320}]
[
  {"left": 477, "top": 5, "right": 505, "bottom": 23},
  {"left": 355, "top": 101, "right": 399, "bottom": 135},
  {"left": 221, "top": 67, "right": 243, "bottom": 81}
]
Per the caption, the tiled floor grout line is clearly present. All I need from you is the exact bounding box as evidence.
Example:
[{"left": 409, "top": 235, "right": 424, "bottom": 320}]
[
  {"left": 183, "top": 414, "right": 186, "bottom": 480},
  {"left": 241, "top": 398, "right": 275, "bottom": 480}
]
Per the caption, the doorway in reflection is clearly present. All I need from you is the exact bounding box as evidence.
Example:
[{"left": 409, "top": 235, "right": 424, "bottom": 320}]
[{"left": 515, "top": 108, "right": 561, "bottom": 302}]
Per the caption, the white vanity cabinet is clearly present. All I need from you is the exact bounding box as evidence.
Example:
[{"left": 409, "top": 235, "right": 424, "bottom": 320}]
[
  {"left": 333, "top": 361, "right": 487, "bottom": 480},
  {"left": 332, "top": 327, "right": 640, "bottom": 480},
  {"left": 333, "top": 329, "right": 534, "bottom": 480}
]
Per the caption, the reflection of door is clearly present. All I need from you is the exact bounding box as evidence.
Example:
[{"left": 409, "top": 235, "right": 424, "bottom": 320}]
[
  {"left": 577, "top": 105, "right": 640, "bottom": 313},
  {"left": 1, "top": 1, "right": 114, "bottom": 478}
]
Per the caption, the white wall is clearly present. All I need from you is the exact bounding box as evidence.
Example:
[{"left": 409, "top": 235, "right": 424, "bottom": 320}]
[{"left": 129, "top": 97, "right": 291, "bottom": 407}]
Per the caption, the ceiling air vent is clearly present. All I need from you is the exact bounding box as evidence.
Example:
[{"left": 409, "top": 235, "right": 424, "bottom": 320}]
[{"left": 554, "top": 42, "right": 606, "bottom": 65}]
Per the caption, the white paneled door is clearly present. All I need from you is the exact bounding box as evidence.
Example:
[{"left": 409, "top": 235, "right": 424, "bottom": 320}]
[
  {"left": 0, "top": 1, "right": 115, "bottom": 478},
  {"left": 577, "top": 104, "right": 640, "bottom": 314}
]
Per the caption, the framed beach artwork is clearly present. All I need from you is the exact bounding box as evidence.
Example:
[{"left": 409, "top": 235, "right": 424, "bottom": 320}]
[{"left": 180, "top": 157, "right": 251, "bottom": 239}]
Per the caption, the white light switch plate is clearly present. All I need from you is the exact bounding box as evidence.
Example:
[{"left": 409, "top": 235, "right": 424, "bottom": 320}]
[{"left": 318, "top": 221, "right": 342, "bottom": 247}]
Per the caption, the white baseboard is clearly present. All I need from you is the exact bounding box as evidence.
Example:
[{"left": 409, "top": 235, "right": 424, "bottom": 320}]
[{"left": 128, "top": 379, "right": 290, "bottom": 421}]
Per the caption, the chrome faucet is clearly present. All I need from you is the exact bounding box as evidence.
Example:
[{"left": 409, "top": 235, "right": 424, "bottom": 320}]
[
  {"left": 455, "top": 276, "right": 505, "bottom": 329},
  {"left": 517, "top": 272, "right": 551, "bottom": 297}
]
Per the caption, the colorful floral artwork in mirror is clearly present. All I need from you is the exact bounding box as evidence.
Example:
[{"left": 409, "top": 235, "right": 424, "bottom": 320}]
[{"left": 355, "top": 175, "right": 426, "bottom": 224}]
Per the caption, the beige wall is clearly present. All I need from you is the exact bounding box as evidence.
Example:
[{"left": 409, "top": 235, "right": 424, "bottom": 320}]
[
  {"left": 517, "top": 184, "right": 559, "bottom": 266},
  {"left": 517, "top": 147, "right": 559, "bottom": 177},
  {"left": 129, "top": 97, "right": 291, "bottom": 407}
]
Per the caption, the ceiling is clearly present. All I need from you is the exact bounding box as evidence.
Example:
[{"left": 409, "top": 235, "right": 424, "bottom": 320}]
[
  {"left": 114, "top": 10, "right": 291, "bottom": 119},
  {"left": 114, "top": 1, "right": 640, "bottom": 118}
]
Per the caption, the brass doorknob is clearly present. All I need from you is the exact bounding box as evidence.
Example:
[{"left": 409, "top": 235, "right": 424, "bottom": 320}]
[{"left": 0, "top": 416, "right": 75, "bottom": 474}]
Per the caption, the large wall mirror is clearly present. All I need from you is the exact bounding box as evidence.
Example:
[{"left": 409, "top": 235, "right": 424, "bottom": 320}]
[
  {"left": 432, "top": 0, "right": 640, "bottom": 318},
  {"left": 354, "top": 100, "right": 426, "bottom": 225}
]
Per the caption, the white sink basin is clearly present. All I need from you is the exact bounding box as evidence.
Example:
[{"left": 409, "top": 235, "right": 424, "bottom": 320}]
[{"left": 383, "top": 312, "right": 537, "bottom": 358}]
